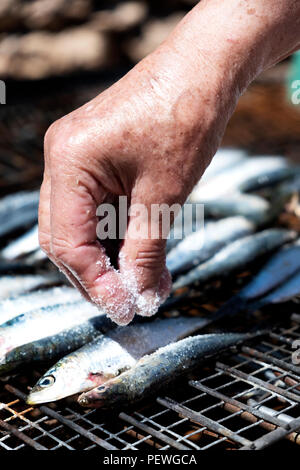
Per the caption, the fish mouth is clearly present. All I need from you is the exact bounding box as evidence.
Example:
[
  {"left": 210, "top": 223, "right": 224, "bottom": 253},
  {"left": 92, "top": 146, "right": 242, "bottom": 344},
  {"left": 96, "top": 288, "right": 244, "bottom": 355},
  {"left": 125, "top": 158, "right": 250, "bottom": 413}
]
[
  {"left": 27, "top": 388, "right": 82, "bottom": 405},
  {"left": 78, "top": 388, "right": 106, "bottom": 408},
  {"left": 26, "top": 392, "right": 57, "bottom": 405},
  {"left": 27, "top": 376, "right": 101, "bottom": 405},
  {"left": 26, "top": 384, "right": 62, "bottom": 405}
]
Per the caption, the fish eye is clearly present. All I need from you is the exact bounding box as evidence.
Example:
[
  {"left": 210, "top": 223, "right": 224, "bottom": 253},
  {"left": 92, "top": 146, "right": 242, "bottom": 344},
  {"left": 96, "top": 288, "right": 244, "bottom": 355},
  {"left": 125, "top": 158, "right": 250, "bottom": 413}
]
[{"left": 38, "top": 375, "right": 55, "bottom": 388}]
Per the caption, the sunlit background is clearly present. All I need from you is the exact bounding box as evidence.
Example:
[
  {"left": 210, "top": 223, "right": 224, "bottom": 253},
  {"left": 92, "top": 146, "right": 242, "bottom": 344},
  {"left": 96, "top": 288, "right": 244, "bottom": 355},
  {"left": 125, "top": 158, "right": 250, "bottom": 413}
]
[{"left": 0, "top": 0, "right": 299, "bottom": 197}]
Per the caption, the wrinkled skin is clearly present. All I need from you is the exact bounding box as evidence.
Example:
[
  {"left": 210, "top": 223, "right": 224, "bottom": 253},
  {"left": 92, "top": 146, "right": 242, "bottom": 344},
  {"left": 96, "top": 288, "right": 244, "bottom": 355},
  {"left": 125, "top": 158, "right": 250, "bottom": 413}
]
[{"left": 39, "top": 0, "right": 300, "bottom": 325}]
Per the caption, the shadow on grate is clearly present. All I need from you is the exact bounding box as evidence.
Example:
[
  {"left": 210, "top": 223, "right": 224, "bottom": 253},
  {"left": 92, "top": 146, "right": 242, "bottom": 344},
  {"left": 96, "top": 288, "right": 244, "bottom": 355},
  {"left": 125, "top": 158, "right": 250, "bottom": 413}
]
[{"left": 1, "top": 317, "right": 300, "bottom": 450}]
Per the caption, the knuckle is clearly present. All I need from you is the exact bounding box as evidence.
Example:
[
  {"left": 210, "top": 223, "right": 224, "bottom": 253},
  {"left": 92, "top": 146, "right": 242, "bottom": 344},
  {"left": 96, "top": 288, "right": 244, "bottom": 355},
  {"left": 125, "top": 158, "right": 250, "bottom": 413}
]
[
  {"left": 44, "top": 120, "right": 61, "bottom": 149},
  {"left": 44, "top": 118, "right": 76, "bottom": 162}
]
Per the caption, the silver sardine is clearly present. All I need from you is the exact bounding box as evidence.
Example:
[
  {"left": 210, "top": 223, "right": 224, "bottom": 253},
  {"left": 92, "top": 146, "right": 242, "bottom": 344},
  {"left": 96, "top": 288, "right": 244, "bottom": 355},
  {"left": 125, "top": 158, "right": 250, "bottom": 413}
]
[
  {"left": 202, "top": 194, "right": 271, "bottom": 224},
  {"left": 27, "top": 315, "right": 210, "bottom": 404},
  {"left": 1, "top": 225, "right": 39, "bottom": 260},
  {"left": 200, "top": 239, "right": 300, "bottom": 322},
  {"left": 190, "top": 157, "right": 292, "bottom": 202},
  {"left": 0, "top": 286, "right": 81, "bottom": 325},
  {"left": 173, "top": 229, "right": 297, "bottom": 290},
  {"left": 167, "top": 216, "right": 254, "bottom": 276},
  {"left": 0, "top": 190, "right": 39, "bottom": 238},
  {"left": 78, "top": 332, "right": 260, "bottom": 408},
  {"left": 0, "top": 273, "right": 63, "bottom": 300},
  {"left": 0, "top": 300, "right": 104, "bottom": 361},
  {"left": 249, "top": 270, "right": 300, "bottom": 311}
]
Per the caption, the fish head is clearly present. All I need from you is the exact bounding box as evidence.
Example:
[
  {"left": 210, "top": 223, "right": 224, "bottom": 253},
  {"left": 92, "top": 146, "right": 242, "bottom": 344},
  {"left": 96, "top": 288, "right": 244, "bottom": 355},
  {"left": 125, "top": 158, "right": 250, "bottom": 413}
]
[
  {"left": 26, "top": 360, "right": 89, "bottom": 404},
  {"left": 26, "top": 373, "right": 60, "bottom": 405},
  {"left": 78, "top": 378, "right": 124, "bottom": 409},
  {"left": 26, "top": 369, "right": 70, "bottom": 405},
  {"left": 26, "top": 358, "right": 110, "bottom": 405},
  {"left": 78, "top": 383, "right": 111, "bottom": 408}
]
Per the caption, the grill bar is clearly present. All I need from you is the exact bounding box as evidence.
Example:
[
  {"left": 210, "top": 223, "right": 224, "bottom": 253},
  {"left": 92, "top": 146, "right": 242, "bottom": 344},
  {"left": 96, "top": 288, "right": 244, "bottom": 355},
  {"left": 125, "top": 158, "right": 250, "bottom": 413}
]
[
  {"left": 241, "top": 416, "right": 300, "bottom": 450},
  {"left": 241, "top": 345, "right": 300, "bottom": 376},
  {"left": 0, "top": 418, "right": 47, "bottom": 450},
  {"left": 0, "top": 320, "right": 300, "bottom": 450},
  {"left": 190, "top": 381, "right": 291, "bottom": 429},
  {"left": 278, "top": 374, "right": 300, "bottom": 393},
  {"left": 157, "top": 397, "right": 253, "bottom": 447},
  {"left": 216, "top": 362, "right": 300, "bottom": 403},
  {"left": 0, "top": 398, "right": 75, "bottom": 449},
  {"left": 223, "top": 402, "right": 300, "bottom": 445},
  {"left": 119, "top": 412, "right": 191, "bottom": 450},
  {"left": 269, "top": 332, "right": 295, "bottom": 345},
  {"left": 5, "top": 385, "right": 117, "bottom": 451}
]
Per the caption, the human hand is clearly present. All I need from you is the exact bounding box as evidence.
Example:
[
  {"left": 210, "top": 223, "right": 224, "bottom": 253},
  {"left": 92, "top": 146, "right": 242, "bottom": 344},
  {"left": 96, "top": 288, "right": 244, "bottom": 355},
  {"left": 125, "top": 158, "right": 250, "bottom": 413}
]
[{"left": 39, "top": 0, "right": 300, "bottom": 325}]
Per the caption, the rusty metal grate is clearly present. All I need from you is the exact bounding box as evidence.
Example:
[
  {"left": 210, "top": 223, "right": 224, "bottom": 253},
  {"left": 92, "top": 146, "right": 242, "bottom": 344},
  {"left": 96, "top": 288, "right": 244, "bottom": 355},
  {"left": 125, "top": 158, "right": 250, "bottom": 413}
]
[{"left": 1, "top": 315, "right": 300, "bottom": 450}]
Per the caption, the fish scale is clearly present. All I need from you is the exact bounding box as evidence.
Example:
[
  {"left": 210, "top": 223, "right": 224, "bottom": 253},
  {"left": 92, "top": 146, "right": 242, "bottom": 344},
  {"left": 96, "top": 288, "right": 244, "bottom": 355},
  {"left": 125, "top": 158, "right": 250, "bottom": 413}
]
[
  {"left": 0, "top": 314, "right": 115, "bottom": 376},
  {"left": 202, "top": 194, "right": 271, "bottom": 224}
]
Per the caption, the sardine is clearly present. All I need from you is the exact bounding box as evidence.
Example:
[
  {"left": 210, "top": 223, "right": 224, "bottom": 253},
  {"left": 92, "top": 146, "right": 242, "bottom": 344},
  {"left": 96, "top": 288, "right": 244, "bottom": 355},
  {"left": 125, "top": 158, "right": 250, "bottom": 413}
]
[
  {"left": 0, "top": 273, "right": 63, "bottom": 300},
  {"left": 190, "top": 157, "right": 292, "bottom": 202},
  {"left": 202, "top": 240, "right": 300, "bottom": 322},
  {"left": 0, "top": 286, "right": 82, "bottom": 325},
  {"left": 24, "top": 249, "right": 48, "bottom": 264},
  {"left": 0, "top": 252, "right": 48, "bottom": 275},
  {"left": 249, "top": 270, "right": 300, "bottom": 311},
  {"left": 166, "top": 203, "right": 204, "bottom": 253},
  {"left": 78, "top": 332, "right": 260, "bottom": 408},
  {"left": 276, "top": 172, "right": 300, "bottom": 199},
  {"left": 167, "top": 216, "right": 255, "bottom": 276},
  {"left": 27, "top": 315, "right": 210, "bottom": 404},
  {"left": 0, "top": 259, "right": 37, "bottom": 275},
  {"left": 1, "top": 225, "right": 39, "bottom": 260},
  {"left": 0, "top": 313, "right": 114, "bottom": 376},
  {"left": 202, "top": 194, "right": 271, "bottom": 224},
  {"left": 199, "top": 147, "right": 248, "bottom": 183},
  {"left": 173, "top": 229, "right": 297, "bottom": 291},
  {"left": 0, "top": 190, "right": 39, "bottom": 238},
  {"left": 0, "top": 300, "right": 104, "bottom": 361}
]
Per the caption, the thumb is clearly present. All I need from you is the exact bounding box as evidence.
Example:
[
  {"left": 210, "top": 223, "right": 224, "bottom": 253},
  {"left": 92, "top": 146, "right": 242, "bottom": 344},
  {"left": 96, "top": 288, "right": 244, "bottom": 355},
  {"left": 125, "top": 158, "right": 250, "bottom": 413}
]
[{"left": 118, "top": 195, "right": 172, "bottom": 318}]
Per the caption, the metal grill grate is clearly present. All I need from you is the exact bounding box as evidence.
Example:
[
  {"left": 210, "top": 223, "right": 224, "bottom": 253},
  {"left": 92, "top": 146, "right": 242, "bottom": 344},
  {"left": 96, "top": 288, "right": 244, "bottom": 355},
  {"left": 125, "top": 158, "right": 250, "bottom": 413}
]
[{"left": 1, "top": 315, "right": 300, "bottom": 450}]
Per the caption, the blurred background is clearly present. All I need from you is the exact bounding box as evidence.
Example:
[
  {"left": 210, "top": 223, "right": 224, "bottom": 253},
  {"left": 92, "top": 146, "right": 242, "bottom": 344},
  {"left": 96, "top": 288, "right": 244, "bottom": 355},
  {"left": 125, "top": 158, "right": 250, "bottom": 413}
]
[{"left": 0, "top": 0, "right": 299, "bottom": 197}]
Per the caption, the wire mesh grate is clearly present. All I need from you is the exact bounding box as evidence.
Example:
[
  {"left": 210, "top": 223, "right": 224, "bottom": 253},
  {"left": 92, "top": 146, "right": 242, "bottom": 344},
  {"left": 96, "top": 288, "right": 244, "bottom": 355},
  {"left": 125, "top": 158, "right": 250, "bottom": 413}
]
[{"left": 1, "top": 315, "right": 300, "bottom": 450}]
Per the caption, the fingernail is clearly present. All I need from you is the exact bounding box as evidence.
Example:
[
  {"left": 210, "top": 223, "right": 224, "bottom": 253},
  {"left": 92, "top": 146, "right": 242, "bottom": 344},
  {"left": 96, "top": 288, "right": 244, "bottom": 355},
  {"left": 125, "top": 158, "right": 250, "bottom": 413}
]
[
  {"left": 135, "top": 288, "right": 161, "bottom": 317},
  {"left": 92, "top": 272, "right": 136, "bottom": 326}
]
